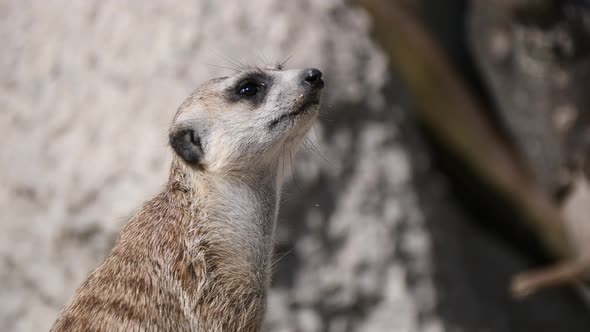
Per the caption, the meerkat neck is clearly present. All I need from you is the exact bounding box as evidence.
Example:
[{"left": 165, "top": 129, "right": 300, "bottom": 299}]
[{"left": 169, "top": 158, "right": 283, "bottom": 286}]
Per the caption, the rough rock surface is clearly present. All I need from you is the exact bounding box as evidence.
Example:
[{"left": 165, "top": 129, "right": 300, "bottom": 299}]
[{"left": 0, "top": 1, "right": 439, "bottom": 331}]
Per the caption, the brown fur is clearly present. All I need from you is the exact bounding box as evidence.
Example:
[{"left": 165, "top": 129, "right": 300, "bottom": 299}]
[{"left": 51, "top": 160, "right": 268, "bottom": 332}]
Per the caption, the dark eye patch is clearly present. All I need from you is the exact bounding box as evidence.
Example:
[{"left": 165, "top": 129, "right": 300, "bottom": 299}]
[
  {"left": 226, "top": 71, "right": 273, "bottom": 106},
  {"left": 237, "top": 80, "right": 260, "bottom": 97}
]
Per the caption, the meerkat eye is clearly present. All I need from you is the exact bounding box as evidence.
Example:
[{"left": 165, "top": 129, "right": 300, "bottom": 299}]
[{"left": 237, "top": 80, "right": 259, "bottom": 97}]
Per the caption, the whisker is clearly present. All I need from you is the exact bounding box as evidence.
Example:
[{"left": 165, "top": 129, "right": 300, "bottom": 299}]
[
  {"left": 262, "top": 52, "right": 272, "bottom": 69},
  {"left": 289, "top": 143, "right": 303, "bottom": 192},
  {"left": 266, "top": 234, "right": 281, "bottom": 252},
  {"left": 310, "top": 125, "right": 329, "bottom": 161},
  {"left": 212, "top": 49, "right": 249, "bottom": 72},
  {"left": 279, "top": 52, "right": 296, "bottom": 70},
  {"left": 253, "top": 50, "right": 270, "bottom": 69},
  {"left": 205, "top": 63, "right": 241, "bottom": 73},
  {"left": 303, "top": 136, "right": 328, "bottom": 163},
  {"left": 270, "top": 247, "right": 295, "bottom": 272}
]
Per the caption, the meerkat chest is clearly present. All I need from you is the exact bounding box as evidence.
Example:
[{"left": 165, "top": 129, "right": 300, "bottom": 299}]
[{"left": 183, "top": 181, "right": 279, "bottom": 329}]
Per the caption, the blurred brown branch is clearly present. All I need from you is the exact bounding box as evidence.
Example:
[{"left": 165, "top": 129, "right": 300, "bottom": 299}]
[{"left": 512, "top": 259, "right": 590, "bottom": 299}]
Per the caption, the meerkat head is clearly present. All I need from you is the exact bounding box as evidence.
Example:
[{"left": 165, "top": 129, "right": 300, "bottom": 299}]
[{"left": 169, "top": 67, "right": 324, "bottom": 172}]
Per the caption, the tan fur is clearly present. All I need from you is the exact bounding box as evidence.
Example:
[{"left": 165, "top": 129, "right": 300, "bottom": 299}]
[{"left": 51, "top": 68, "right": 322, "bottom": 332}]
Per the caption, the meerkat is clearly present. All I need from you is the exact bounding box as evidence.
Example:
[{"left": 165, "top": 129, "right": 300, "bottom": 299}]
[{"left": 50, "top": 66, "right": 325, "bottom": 332}]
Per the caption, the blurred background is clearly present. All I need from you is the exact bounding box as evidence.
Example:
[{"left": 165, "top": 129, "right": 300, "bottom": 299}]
[{"left": 2, "top": 0, "right": 590, "bottom": 331}]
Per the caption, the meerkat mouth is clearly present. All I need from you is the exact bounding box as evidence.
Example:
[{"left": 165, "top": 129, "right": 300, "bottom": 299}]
[
  {"left": 268, "top": 100, "right": 319, "bottom": 129},
  {"left": 290, "top": 100, "right": 320, "bottom": 118}
]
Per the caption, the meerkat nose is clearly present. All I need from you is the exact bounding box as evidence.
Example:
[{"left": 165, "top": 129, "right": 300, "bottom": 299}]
[{"left": 302, "top": 68, "right": 324, "bottom": 89}]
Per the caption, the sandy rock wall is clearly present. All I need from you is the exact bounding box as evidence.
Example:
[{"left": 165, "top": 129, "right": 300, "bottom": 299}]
[{"left": 0, "top": 1, "right": 438, "bottom": 331}]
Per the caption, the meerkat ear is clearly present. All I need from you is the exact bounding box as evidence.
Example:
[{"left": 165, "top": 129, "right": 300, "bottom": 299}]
[{"left": 169, "top": 128, "right": 204, "bottom": 164}]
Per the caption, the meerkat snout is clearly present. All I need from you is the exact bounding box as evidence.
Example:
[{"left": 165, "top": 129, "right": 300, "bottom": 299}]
[{"left": 302, "top": 68, "right": 324, "bottom": 89}]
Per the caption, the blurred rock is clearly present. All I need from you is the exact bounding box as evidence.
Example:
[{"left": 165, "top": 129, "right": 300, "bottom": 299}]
[{"left": 469, "top": 0, "right": 590, "bottom": 197}]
